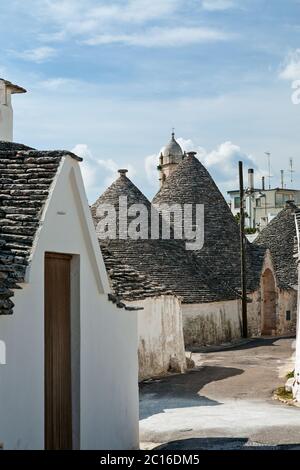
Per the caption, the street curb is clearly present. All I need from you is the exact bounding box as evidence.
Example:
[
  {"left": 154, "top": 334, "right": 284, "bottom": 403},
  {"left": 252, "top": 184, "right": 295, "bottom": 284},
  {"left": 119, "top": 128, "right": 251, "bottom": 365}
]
[
  {"left": 187, "top": 338, "right": 255, "bottom": 354},
  {"left": 187, "top": 335, "right": 296, "bottom": 354}
]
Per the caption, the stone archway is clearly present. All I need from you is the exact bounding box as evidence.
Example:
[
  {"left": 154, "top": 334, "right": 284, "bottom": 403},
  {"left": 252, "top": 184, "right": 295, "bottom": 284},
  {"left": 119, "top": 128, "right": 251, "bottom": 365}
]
[{"left": 261, "top": 268, "right": 277, "bottom": 335}]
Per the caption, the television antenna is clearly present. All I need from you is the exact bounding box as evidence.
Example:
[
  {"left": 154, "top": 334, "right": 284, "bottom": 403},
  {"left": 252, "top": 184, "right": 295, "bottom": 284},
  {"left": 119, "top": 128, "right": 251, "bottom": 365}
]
[
  {"left": 289, "top": 158, "right": 295, "bottom": 186},
  {"left": 264, "top": 152, "right": 272, "bottom": 189}
]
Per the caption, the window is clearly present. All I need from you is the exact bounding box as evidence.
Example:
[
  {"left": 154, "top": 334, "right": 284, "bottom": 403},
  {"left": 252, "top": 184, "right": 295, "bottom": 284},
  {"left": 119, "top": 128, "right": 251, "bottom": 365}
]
[
  {"left": 275, "top": 193, "right": 284, "bottom": 207},
  {"left": 256, "top": 198, "right": 261, "bottom": 207},
  {"left": 276, "top": 193, "right": 295, "bottom": 207},
  {"left": 234, "top": 196, "right": 240, "bottom": 209},
  {"left": 286, "top": 310, "right": 291, "bottom": 321}
]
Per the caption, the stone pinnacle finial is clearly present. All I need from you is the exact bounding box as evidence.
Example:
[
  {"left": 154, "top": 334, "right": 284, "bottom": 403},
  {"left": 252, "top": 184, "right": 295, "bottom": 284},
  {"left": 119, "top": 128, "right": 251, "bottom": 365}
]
[
  {"left": 118, "top": 169, "right": 128, "bottom": 177},
  {"left": 285, "top": 200, "right": 296, "bottom": 209},
  {"left": 186, "top": 151, "right": 197, "bottom": 158}
]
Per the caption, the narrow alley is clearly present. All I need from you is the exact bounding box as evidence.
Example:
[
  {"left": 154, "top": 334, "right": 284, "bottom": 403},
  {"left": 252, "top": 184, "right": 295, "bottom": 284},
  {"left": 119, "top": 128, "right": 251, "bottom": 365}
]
[{"left": 140, "top": 337, "right": 300, "bottom": 450}]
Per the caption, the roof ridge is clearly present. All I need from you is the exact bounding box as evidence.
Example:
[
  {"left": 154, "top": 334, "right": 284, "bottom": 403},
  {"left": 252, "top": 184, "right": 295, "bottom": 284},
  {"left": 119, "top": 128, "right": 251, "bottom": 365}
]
[{"left": 0, "top": 147, "right": 82, "bottom": 315}]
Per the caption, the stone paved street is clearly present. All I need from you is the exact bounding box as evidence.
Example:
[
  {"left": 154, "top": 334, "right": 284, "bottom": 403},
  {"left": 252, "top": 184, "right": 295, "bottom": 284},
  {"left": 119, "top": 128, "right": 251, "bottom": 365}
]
[{"left": 140, "top": 337, "right": 300, "bottom": 450}]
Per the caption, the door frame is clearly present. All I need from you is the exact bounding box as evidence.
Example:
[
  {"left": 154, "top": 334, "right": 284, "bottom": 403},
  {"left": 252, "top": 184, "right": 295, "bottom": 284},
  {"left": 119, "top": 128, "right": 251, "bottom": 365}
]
[{"left": 44, "top": 252, "right": 74, "bottom": 449}]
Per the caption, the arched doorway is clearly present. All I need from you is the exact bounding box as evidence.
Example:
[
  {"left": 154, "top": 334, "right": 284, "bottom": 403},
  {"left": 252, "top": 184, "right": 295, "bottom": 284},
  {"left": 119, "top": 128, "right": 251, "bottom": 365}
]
[{"left": 261, "top": 268, "right": 277, "bottom": 335}]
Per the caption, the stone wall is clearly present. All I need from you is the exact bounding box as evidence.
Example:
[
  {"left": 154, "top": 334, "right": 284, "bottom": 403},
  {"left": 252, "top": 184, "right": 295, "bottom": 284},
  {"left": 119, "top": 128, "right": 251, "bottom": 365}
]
[
  {"left": 182, "top": 285, "right": 296, "bottom": 349},
  {"left": 248, "top": 287, "right": 297, "bottom": 337},
  {"left": 276, "top": 288, "right": 297, "bottom": 335},
  {"left": 182, "top": 300, "right": 243, "bottom": 347},
  {"left": 253, "top": 250, "right": 297, "bottom": 336},
  {"left": 293, "top": 265, "right": 300, "bottom": 401},
  {"left": 127, "top": 295, "right": 187, "bottom": 381},
  {"left": 247, "top": 290, "right": 262, "bottom": 337}
]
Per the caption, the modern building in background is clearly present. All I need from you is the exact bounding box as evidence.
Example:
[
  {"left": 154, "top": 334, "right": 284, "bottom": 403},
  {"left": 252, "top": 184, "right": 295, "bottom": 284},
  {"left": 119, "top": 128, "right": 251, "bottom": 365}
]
[{"left": 228, "top": 169, "right": 300, "bottom": 231}]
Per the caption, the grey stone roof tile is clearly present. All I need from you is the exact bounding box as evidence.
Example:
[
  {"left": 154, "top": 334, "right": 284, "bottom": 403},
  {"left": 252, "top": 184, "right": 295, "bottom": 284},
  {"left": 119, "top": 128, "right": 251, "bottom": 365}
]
[
  {"left": 254, "top": 201, "right": 298, "bottom": 289},
  {"left": 0, "top": 142, "right": 82, "bottom": 315},
  {"left": 153, "top": 153, "right": 264, "bottom": 294},
  {"left": 92, "top": 168, "right": 242, "bottom": 303}
]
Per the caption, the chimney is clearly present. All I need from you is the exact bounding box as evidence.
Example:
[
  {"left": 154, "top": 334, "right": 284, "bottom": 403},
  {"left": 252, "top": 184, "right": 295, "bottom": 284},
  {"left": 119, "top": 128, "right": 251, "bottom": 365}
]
[
  {"left": 0, "top": 79, "right": 26, "bottom": 142},
  {"left": 262, "top": 176, "right": 265, "bottom": 191},
  {"left": 118, "top": 169, "right": 128, "bottom": 177},
  {"left": 248, "top": 168, "right": 254, "bottom": 191},
  {"left": 280, "top": 170, "right": 284, "bottom": 189}
]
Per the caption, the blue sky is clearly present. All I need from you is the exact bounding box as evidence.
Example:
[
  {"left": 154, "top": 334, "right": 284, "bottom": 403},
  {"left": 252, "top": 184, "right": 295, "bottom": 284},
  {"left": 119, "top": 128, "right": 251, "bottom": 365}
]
[{"left": 1, "top": 0, "right": 300, "bottom": 202}]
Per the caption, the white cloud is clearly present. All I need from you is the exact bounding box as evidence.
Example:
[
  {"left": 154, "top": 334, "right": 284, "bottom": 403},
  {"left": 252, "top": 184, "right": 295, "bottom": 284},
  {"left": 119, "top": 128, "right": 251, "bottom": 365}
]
[
  {"left": 12, "top": 46, "right": 57, "bottom": 63},
  {"left": 85, "top": 26, "right": 231, "bottom": 47},
  {"left": 279, "top": 49, "right": 300, "bottom": 81},
  {"left": 177, "top": 137, "right": 207, "bottom": 157},
  {"left": 14, "top": 73, "right": 300, "bottom": 199},
  {"left": 72, "top": 143, "right": 137, "bottom": 202},
  {"left": 72, "top": 144, "right": 98, "bottom": 194},
  {"left": 91, "top": 0, "right": 178, "bottom": 24},
  {"left": 38, "top": 77, "right": 82, "bottom": 91},
  {"left": 202, "top": 0, "right": 235, "bottom": 11},
  {"left": 20, "top": 0, "right": 234, "bottom": 48},
  {"left": 35, "top": 0, "right": 180, "bottom": 37},
  {"left": 204, "top": 140, "right": 254, "bottom": 168},
  {"left": 200, "top": 141, "right": 256, "bottom": 192},
  {"left": 145, "top": 138, "right": 257, "bottom": 194},
  {"left": 177, "top": 139, "right": 256, "bottom": 190}
]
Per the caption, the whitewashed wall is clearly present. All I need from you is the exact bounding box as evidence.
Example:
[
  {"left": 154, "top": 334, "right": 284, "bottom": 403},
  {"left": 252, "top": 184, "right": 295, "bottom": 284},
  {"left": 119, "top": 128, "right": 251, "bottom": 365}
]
[
  {"left": 0, "top": 82, "right": 13, "bottom": 141},
  {"left": 277, "top": 289, "right": 297, "bottom": 335},
  {"left": 128, "top": 296, "right": 186, "bottom": 381},
  {"left": 247, "top": 290, "right": 262, "bottom": 337},
  {"left": 0, "top": 157, "right": 139, "bottom": 450},
  {"left": 182, "top": 300, "right": 242, "bottom": 347},
  {"left": 293, "top": 269, "right": 300, "bottom": 401},
  {"left": 293, "top": 218, "right": 300, "bottom": 401}
]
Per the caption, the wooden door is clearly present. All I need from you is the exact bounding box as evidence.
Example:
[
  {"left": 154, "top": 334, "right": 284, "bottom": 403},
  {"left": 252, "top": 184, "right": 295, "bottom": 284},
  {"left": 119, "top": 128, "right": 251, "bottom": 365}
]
[{"left": 45, "top": 252, "right": 73, "bottom": 450}]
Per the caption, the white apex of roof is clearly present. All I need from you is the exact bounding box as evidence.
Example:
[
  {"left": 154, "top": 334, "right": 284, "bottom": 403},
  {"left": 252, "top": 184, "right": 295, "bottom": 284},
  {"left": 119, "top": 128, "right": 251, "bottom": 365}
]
[{"left": 25, "top": 155, "right": 110, "bottom": 294}]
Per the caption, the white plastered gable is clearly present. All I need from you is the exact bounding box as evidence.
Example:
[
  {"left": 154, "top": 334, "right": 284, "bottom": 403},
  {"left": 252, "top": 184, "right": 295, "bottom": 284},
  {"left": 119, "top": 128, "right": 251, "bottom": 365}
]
[{"left": 24, "top": 155, "right": 110, "bottom": 294}]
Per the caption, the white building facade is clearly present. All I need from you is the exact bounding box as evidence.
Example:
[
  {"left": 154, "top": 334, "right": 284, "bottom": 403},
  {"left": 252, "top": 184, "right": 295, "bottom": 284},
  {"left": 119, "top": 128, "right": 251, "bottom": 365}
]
[
  {"left": 0, "top": 79, "right": 26, "bottom": 142},
  {"left": 228, "top": 169, "right": 300, "bottom": 231},
  {"left": 0, "top": 147, "right": 139, "bottom": 450}
]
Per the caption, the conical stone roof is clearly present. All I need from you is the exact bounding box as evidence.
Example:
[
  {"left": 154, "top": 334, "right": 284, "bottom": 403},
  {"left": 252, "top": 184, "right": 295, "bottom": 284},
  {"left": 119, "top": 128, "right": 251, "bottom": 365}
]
[
  {"left": 153, "top": 153, "right": 263, "bottom": 293},
  {"left": 254, "top": 202, "right": 298, "bottom": 289},
  {"left": 92, "top": 170, "right": 238, "bottom": 303},
  {"left": 92, "top": 170, "right": 150, "bottom": 211},
  {"left": 91, "top": 169, "right": 152, "bottom": 237}
]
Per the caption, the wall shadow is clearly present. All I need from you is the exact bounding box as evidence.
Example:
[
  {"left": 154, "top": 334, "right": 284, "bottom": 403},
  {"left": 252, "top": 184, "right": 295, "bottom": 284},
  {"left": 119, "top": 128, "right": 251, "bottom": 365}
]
[
  {"left": 155, "top": 437, "right": 300, "bottom": 450},
  {"left": 189, "top": 336, "right": 295, "bottom": 354},
  {"left": 140, "top": 366, "right": 244, "bottom": 420}
]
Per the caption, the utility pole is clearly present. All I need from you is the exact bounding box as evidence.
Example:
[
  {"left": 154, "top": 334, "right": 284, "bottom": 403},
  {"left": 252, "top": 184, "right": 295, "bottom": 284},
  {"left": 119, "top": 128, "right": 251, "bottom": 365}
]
[
  {"left": 265, "top": 152, "right": 272, "bottom": 189},
  {"left": 239, "top": 161, "right": 248, "bottom": 338}
]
